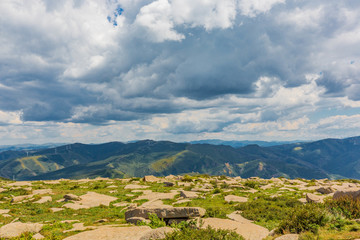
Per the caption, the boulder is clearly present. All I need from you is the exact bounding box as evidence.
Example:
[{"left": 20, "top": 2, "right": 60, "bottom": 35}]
[
  {"left": 125, "top": 207, "right": 206, "bottom": 221},
  {"left": 225, "top": 195, "right": 248, "bottom": 203},
  {"left": 0, "top": 222, "right": 43, "bottom": 238},
  {"left": 33, "top": 189, "right": 53, "bottom": 195},
  {"left": 127, "top": 217, "right": 150, "bottom": 225},
  {"left": 163, "top": 182, "right": 174, "bottom": 187},
  {"left": 306, "top": 193, "right": 324, "bottom": 203},
  {"left": 180, "top": 190, "right": 198, "bottom": 199},
  {"left": 63, "top": 226, "right": 173, "bottom": 240},
  {"left": 333, "top": 189, "right": 360, "bottom": 200},
  {"left": 202, "top": 218, "right": 269, "bottom": 240},
  {"left": 143, "top": 175, "right": 160, "bottom": 183},
  {"left": 11, "top": 194, "right": 34, "bottom": 203},
  {"left": 32, "top": 233, "right": 45, "bottom": 239},
  {"left": 64, "top": 194, "right": 80, "bottom": 201},
  {"left": 316, "top": 187, "right": 334, "bottom": 194},
  {"left": 275, "top": 234, "right": 299, "bottom": 240},
  {"left": 34, "top": 196, "right": 52, "bottom": 204},
  {"left": 124, "top": 184, "right": 150, "bottom": 190}
]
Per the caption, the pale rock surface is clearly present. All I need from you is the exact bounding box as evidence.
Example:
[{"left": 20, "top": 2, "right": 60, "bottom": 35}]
[
  {"left": 32, "top": 233, "right": 45, "bottom": 239},
  {"left": 225, "top": 195, "right": 248, "bottom": 203},
  {"left": 33, "top": 189, "right": 53, "bottom": 195},
  {"left": 63, "top": 226, "right": 173, "bottom": 240},
  {"left": 63, "top": 223, "right": 96, "bottom": 233},
  {"left": 7, "top": 181, "right": 32, "bottom": 187},
  {"left": 306, "top": 193, "right": 325, "bottom": 203},
  {"left": 0, "top": 188, "right": 6, "bottom": 193},
  {"left": 143, "top": 175, "right": 160, "bottom": 183},
  {"left": 124, "top": 184, "right": 150, "bottom": 189},
  {"left": 180, "top": 190, "right": 198, "bottom": 199},
  {"left": 275, "top": 234, "right": 299, "bottom": 240},
  {"left": 50, "top": 207, "right": 64, "bottom": 212},
  {"left": 34, "top": 196, "right": 52, "bottom": 204},
  {"left": 202, "top": 218, "right": 269, "bottom": 240},
  {"left": 0, "top": 209, "right": 10, "bottom": 214},
  {"left": 11, "top": 194, "right": 33, "bottom": 203},
  {"left": 64, "top": 192, "right": 117, "bottom": 209},
  {"left": 140, "top": 199, "right": 173, "bottom": 208},
  {"left": 0, "top": 222, "right": 43, "bottom": 238},
  {"left": 135, "top": 190, "right": 178, "bottom": 202}
]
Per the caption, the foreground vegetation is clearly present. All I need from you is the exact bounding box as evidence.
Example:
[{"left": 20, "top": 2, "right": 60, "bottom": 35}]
[{"left": 0, "top": 175, "right": 360, "bottom": 239}]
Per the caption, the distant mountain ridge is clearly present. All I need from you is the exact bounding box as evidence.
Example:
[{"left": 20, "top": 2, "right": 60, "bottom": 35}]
[
  {"left": 188, "top": 139, "right": 303, "bottom": 147},
  {"left": 0, "top": 136, "right": 359, "bottom": 180}
]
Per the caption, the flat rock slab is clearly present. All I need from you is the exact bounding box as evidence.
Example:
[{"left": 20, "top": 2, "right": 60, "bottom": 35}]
[
  {"left": 124, "top": 184, "right": 150, "bottom": 189},
  {"left": 136, "top": 190, "right": 178, "bottom": 202},
  {"left": 50, "top": 207, "right": 64, "bottom": 212},
  {"left": 0, "top": 209, "right": 10, "bottom": 214},
  {"left": 227, "top": 212, "right": 253, "bottom": 224},
  {"left": 140, "top": 200, "right": 172, "bottom": 208},
  {"left": 34, "top": 196, "right": 52, "bottom": 204},
  {"left": 64, "top": 192, "right": 117, "bottom": 209},
  {"left": 33, "top": 189, "right": 53, "bottom": 195},
  {"left": 0, "top": 222, "right": 43, "bottom": 238},
  {"left": 125, "top": 207, "right": 206, "bottom": 220},
  {"left": 275, "top": 234, "right": 299, "bottom": 240},
  {"left": 202, "top": 218, "right": 269, "bottom": 240},
  {"left": 180, "top": 190, "right": 199, "bottom": 199},
  {"left": 225, "top": 195, "right": 248, "bottom": 203},
  {"left": 306, "top": 193, "right": 325, "bottom": 203},
  {"left": 63, "top": 223, "right": 96, "bottom": 233},
  {"left": 7, "top": 181, "right": 32, "bottom": 187},
  {"left": 63, "top": 226, "right": 173, "bottom": 240}
]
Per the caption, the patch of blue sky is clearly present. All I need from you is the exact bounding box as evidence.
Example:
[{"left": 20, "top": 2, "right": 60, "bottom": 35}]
[
  {"left": 309, "top": 107, "right": 360, "bottom": 123},
  {"left": 107, "top": 4, "right": 123, "bottom": 26}
]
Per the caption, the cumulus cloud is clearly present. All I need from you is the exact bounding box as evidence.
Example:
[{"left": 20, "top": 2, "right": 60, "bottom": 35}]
[{"left": 0, "top": 0, "right": 360, "bottom": 144}]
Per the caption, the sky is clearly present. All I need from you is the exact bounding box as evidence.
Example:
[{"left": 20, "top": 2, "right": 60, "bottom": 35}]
[{"left": 1, "top": 0, "right": 360, "bottom": 145}]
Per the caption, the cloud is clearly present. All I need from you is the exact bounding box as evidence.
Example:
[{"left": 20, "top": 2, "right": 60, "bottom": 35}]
[{"left": 0, "top": 0, "right": 360, "bottom": 144}]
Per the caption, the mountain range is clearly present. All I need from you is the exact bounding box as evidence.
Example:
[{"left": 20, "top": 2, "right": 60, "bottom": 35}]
[{"left": 0, "top": 136, "right": 359, "bottom": 180}]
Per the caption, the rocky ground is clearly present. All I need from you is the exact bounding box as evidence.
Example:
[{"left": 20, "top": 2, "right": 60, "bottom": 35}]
[{"left": 1, "top": 175, "right": 360, "bottom": 239}]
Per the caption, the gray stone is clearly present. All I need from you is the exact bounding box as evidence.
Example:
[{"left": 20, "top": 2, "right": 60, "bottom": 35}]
[
  {"left": 127, "top": 217, "right": 150, "bottom": 225},
  {"left": 64, "top": 194, "right": 80, "bottom": 201},
  {"left": 333, "top": 189, "right": 360, "bottom": 200},
  {"left": 316, "top": 187, "right": 334, "bottom": 194},
  {"left": 180, "top": 190, "right": 198, "bottom": 199},
  {"left": 0, "top": 222, "right": 43, "bottom": 238},
  {"left": 125, "top": 207, "right": 206, "bottom": 220},
  {"left": 306, "top": 193, "right": 324, "bottom": 203}
]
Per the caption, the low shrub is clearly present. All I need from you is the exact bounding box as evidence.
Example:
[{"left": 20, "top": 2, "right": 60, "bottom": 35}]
[
  {"left": 277, "top": 203, "right": 328, "bottom": 234},
  {"left": 162, "top": 225, "right": 244, "bottom": 240},
  {"left": 325, "top": 196, "right": 360, "bottom": 219},
  {"left": 236, "top": 195, "right": 302, "bottom": 229},
  {"left": 244, "top": 180, "right": 260, "bottom": 189}
]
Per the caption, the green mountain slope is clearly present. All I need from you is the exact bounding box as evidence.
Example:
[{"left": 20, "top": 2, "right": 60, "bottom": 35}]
[{"left": 0, "top": 137, "right": 359, "bottom": 180}]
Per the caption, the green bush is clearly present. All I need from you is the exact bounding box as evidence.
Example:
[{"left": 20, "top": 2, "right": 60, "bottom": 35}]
[
  {"left": 162, "top": 226, "right": 244, "bottom": 240},
  {"left": 235, "top": 195, "right": 302, "bottom": 229},
  {"left": 182, "top": 175, "right": 193, "bottom": 182},
  {"left": 244, "top": 180, "right": 260, "bottom": 189},
  {"left": 325, "top": 196, "right": 360, "bottom": 219},
  {"left": 277, "top": 203, "right": 328, "bottom": 234},
  {"left": 205, "top": 206, "right": 228, "bottom": 219},
  {"left": 137, "top": 214, "right": 166, "bottom": 228}
]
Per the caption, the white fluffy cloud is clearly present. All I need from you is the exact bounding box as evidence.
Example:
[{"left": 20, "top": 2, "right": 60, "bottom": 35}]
[{"left": 0, "top": 0, "right": 360, "bottom": 144}]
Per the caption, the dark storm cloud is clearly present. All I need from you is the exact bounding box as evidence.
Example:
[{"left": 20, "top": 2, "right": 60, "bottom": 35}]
[{"left": 1, "top": 0, "right": 360, "bottom": 128}]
